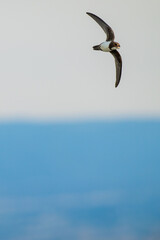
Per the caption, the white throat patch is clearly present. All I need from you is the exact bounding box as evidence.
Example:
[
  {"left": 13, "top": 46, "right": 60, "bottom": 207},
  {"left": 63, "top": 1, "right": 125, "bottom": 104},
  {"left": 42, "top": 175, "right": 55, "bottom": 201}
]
[{"left": 111, "top": 46, "right": 117, "bottom": 50}]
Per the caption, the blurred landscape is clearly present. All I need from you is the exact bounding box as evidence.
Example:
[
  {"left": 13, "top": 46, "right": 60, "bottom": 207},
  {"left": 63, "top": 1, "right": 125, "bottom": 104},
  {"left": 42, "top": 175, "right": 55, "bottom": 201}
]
[
  {"left": 0, "top": 1, "right": 160, "bottom": 239},
  {"left": 0, "top": 120, "right": 160, "bottom": 240}
]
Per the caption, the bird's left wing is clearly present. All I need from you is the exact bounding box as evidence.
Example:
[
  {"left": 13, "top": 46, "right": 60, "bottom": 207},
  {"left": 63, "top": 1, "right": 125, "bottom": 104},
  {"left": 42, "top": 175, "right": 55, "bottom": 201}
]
[
  {"left": 86, "top": 12, "right": 115, "bottom": 41},
  {"left": 110, "top": 50, "right": 122, "bottom": 87}
]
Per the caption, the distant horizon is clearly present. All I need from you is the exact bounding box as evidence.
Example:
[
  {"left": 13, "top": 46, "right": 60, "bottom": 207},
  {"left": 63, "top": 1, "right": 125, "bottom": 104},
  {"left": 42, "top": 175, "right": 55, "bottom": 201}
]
[
  {"left": 0, "top": 0, "right": 160, "bottom": 239},
  {"left": 0, "top": 116, "right": 160, "bottom": 124}
]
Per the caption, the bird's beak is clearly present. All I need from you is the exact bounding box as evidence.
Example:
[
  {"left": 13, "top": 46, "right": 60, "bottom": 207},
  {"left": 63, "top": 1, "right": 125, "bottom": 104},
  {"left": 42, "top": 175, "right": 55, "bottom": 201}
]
[{"left": 117, "top": 45, "right": 120, "bottom": 49}]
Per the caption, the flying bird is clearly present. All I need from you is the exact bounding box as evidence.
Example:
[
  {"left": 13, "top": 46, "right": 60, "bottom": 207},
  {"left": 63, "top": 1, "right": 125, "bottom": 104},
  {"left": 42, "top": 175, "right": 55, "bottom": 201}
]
[{"left": 86, "top": 12, "right": 122, "bottom": 88}]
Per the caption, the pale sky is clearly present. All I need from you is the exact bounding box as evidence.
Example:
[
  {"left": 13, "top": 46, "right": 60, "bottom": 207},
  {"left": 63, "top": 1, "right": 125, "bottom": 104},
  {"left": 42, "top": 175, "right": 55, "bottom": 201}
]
[{"left": 0, "top": 0, "right": 160, "bottom": 120}]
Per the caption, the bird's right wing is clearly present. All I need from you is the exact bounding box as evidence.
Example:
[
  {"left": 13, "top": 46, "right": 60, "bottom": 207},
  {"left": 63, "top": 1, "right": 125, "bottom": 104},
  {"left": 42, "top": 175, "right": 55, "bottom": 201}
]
[
  {"left": 86, "top": 12, "right": 115, "bottom": 41},
  {"left": 110, "top": 50, "right": 122, "bottom": 88}
]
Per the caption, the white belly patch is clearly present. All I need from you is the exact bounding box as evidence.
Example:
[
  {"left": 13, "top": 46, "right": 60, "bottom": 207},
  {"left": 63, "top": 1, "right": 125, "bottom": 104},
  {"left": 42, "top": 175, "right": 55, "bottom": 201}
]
[{"left": 100, "top": 41, "right": 111, "bottom": 52}]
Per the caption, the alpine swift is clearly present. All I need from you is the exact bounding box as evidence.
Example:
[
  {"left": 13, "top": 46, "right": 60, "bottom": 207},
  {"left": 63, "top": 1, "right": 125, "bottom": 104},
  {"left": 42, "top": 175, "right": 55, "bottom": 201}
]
[{"left": 86, "top": 12, "right": 122, "bottom": 88}]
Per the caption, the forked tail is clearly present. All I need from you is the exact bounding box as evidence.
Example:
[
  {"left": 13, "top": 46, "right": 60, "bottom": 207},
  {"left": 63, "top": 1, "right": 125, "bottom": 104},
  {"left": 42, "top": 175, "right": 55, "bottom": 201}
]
[{"left": 93, "top": 45, "right": 101, "bottom": 50}]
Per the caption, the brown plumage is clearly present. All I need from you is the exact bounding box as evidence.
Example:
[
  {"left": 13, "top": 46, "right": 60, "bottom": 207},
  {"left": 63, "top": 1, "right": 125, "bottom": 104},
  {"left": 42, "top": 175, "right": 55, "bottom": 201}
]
[{"left": 87, "top": 12, "right": 122, "bottom": 88}]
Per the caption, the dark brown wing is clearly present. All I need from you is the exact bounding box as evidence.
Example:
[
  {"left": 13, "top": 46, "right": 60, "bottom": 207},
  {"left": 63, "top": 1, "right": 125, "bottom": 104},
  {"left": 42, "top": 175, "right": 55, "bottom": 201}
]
[
  {"left": 110, "top": 50, "right": 122, "bottom": 87},
  {"left": 86, "top": 12, "right": 115, "bottom": 41}
]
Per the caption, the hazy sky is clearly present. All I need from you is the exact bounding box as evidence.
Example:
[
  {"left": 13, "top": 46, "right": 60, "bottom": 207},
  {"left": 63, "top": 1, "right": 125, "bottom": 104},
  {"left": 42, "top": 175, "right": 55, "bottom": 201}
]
[{"left": 0, "top": 0, "right": 160, "bottom": 120}]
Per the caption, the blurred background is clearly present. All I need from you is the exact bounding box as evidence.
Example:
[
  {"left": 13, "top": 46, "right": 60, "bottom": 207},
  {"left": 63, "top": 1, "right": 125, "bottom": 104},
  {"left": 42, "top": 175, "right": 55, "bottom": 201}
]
[{"left": 0, "top": 0, "right": 160, "bottom": 239}]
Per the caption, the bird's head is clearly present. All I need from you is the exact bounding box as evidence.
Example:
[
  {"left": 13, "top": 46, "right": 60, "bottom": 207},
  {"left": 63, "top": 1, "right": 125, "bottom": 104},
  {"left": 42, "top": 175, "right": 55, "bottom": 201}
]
[{"left": 110, "top": 41, "right": 120, "bottom": 50}]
